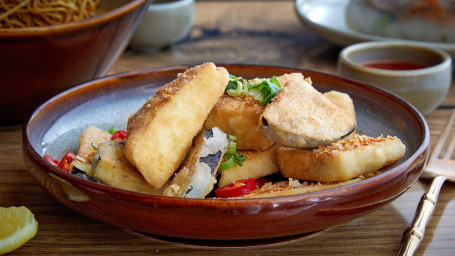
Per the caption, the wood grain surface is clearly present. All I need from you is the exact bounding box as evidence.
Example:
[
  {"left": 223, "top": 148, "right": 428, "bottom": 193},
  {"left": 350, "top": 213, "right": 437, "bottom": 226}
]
[{"left": 1, "top": 1, "right": 454, "bottom": 255}]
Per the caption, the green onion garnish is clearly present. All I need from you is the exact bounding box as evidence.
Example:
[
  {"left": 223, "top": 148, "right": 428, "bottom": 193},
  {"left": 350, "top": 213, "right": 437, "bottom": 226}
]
[
  {"left": 226, "top": 141, "right": 237, "bottom": 155},
  {"left": 233, "top": 153, "right": 245, "bottom": 166},
  {"left": 226, "top": 75, "right": 244, "bottom": 97},
  {"left": 91, "top": 143, "right": 98, "bottom": 150},
  {"left": 219, "top": 155, "right": 235, "bottom": 170},
  {"left": 225, "top": 75, "right": 281, "bottom": 106},
  {"left": 108, "top": 127, "right": 117, "bottom": 134},
  {"left": 247, "top": 77, "right": 281, "bottom": 106},
  {"left": 270, "top": 76, "right": 281, "bottom": 89},
  {"left": 219, "top": 134, "right": 246, "bottom": 170}
]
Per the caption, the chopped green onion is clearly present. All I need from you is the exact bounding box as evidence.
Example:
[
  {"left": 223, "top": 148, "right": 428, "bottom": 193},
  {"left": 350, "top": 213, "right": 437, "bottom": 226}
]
[
  {"left": 226, "top": 141, "right": 237, "bottom": 155},
  {"left": 219, "top": 155, "right": 235, "bottom": 170},
  {"left": 229, "top": 74, "right": 238, "bottom": 80},
  {"left": 226, "top": 75, "right": 281, "bottom": 106},
  {"left": 91, "top": 143, "right": 98, "bottom": 150},
  {"left": 228, "top": 134, "right": 237, "bottom": 141},
  {"left": 108, "top": 127, "right": 117, "bottom": 134},
  {"left": 248, "top": 79, "right": 281, "bottom": 106},
  {"left": 219, "top": 134, "right": 245, "bottom": 170},
  {"left": 234, "top": 153, "right": 246, "bottom": 166},
  {"left": 226, "top": 75, "right": 245, "bottom": 97},
  {"left": 226, "top": 80, "right": 243, "bottom": 97},
  {"left": 270, "top": 76, "right": 281, "bottom": 89},
  {"left": 248, "top": 88, "right": 264, "bottom": 103}
]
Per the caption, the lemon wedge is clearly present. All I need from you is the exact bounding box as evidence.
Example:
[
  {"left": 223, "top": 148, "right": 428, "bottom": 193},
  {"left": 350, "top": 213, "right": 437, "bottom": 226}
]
[{"left": 0, "top": 206, "right": 38, "bottom": 255}]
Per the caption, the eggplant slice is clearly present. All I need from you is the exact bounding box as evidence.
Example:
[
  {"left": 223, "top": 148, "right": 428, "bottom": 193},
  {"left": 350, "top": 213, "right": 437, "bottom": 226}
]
[
  {"left": 163, "top": 127, "right": 229, "bottom": 198},
  {"left": 261, "top": 78, "right": 356, "bottom": 149}
]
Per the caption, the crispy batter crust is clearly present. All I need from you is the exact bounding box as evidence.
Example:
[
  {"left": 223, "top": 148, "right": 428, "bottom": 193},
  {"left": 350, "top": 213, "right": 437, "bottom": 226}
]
[
  {"left": 124, "top": 63, "right": 229, "bottom": 189},
  {"left": 76, "top": 125, "right": 111, "bottom": 165},
  {"left": 218, "top": 144, "right": 279, "bottom": 187},
  {"left": 204, "top": 95, "right": 272, "bottom": 150},
  {"left": 93, "top": 141, "right": 165, "bottom": 195},
  {"left": 261, "top": 79, "right": 356, "bottom": 148},
  {"left": 277, "top": 134, "right": 406, "bottom": 182},
  {"left": 241, "top": 172, "right": 378, "bottom": 198}
]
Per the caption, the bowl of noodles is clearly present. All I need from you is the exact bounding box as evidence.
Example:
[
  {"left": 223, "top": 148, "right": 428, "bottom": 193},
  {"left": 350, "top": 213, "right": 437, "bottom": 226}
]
[{"left": 0, "top": 0, "right": 151, "bottom": 125}]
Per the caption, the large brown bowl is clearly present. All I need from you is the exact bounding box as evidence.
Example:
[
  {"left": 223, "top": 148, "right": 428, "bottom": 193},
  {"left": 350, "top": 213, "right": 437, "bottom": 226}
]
[
  {"left": 22, "top": 64, "right": 429, "bottom": 242},
  {"left": 0, "top": 0, "right": 151, "bottom": 125}
]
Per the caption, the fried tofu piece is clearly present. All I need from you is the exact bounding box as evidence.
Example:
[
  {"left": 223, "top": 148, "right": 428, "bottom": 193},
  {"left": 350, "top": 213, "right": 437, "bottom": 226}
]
[
  {"left": 276, "top": 72, "right": 306, "bottom": 86},
  {"left": 218, "top": 145, "right": 279, "bottom": 187},
  {"left": 92, "top": 141, "right": 165, "bottom": 195},
  {"left": 242, "top": 177, "right": 366, "bottom": 198},
  {"left": 276, "top": 134, "right": 406, "bottom": 183},
  {"left": 204, "top": 95, "right": 272, "bottom": 150},
  {"left": 261, "top": 79, "right": 356, "bottom": 148},
  {"left": 70, "top": 125, "right": 112, "bottom": 176},
  {"left": 76, "top": 125, "right": 112, "bottom": 164},
  {"left": 163, "top": 127, "right": 228, "bottom": 198},
  {"left": 125, "top": 63, "right": 229, "bottom": 189},
  {"left": 204, "top": 73, "right": 304, "bottom": 151}
]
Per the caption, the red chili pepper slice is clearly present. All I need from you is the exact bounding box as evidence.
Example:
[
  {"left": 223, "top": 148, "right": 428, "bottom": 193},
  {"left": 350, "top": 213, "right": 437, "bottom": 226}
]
[
  {"left": 255, "top": 177, "right": 269, "bottom": 188},
  {"left": 215, "top": 178, "right": 256, "bottom": 198},
  {"left": 57, "top": 151, "right": 76, "bottom": 172},
  {"left": 44, "top": 155, "right": 59, "bottom": 166},
  {"left": 111, "top": 130, "right": 127, "bottom": 141}
]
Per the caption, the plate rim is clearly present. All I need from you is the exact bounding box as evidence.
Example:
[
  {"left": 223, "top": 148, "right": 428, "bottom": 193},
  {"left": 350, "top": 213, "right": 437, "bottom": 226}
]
[{"left": 23, "top": 63, "right": 430, "bottom": 205}]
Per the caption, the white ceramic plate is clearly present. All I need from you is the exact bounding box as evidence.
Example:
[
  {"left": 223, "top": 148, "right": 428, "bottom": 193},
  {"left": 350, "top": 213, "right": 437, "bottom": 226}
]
[{"left": 295, "top": 0, "right": 455, "bottom": 58}]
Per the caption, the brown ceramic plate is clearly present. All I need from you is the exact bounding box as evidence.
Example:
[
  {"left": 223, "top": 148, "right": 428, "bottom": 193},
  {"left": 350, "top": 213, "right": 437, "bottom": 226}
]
[{"left": 23, "top": 64, "right": 429, "bottom": 242}]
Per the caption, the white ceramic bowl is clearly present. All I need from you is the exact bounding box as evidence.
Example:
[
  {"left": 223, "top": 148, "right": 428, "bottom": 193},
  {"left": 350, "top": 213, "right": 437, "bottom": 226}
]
[
  {"left": 129, "top": 0, "right": 194, "bottom": 50},
  {"left": 337, "top": 41, "right": 452, "bottom": 115}
]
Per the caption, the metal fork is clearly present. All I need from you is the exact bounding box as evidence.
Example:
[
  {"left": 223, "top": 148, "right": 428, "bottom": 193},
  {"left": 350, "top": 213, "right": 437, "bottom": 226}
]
[{"left": 398, "top": 109, "right": 455, "bottom": 256}]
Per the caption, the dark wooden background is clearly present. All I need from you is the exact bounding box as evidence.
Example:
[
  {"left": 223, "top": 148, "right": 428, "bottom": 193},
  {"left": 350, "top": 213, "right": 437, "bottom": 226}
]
[{"left": 1, "top": 1, "right": 454, "bottom": 255}]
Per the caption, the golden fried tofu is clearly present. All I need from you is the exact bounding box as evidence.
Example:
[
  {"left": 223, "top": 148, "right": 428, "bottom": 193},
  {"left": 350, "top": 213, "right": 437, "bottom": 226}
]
[
  {"left": 76, "top": 125, "right": 112, "bottom": 164},
  {"left": 261, "top": 79, "right": 356, "bottom": 148},
  {"left": 204, "top": 95, "right": 272, "bottom": 150},
  {"left": 275, "top": 72, "right": 305, "bottom": 86},
  {"left": 218, "top": 144, "right": 279, "bottom": 187},
  {"left": 125, "top": 63, "right": 229, "bottom": 189},
  {"left": 277, "top": 134, "right": 406, "bottom": 183},
  {"left": 93, "top": 141, "right": 165, "bottom": 195},
  {"left": 242, "top": 177, "right": 365, "bottom": 198}
]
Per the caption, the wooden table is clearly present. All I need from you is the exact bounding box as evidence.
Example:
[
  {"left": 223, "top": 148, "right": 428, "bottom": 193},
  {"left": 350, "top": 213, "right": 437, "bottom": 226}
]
[{"left": 2, "top": 1, "right": 454, "bottom": 255}]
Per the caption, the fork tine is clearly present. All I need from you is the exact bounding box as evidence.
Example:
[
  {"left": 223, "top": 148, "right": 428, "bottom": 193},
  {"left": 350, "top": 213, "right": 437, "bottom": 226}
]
[
  {"left": 433, "top": 110, "right": 455, "bottom": 160},
  {"left": 444, "top": 111, "right": 455, "bottom": 158}
]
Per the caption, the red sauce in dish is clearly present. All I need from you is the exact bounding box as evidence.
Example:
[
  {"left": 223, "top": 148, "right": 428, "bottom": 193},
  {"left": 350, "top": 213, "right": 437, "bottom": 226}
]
[{"left": 362, "top": 61, "right": 427, "bottom": 70}]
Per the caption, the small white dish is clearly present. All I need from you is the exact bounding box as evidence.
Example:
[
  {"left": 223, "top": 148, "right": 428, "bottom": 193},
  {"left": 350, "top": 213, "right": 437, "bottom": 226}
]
[
  {"left": 294, "top": 0, "right": 455, "bottom": 59},
  {"left": 129, "top": 0, "right": 194, "bottom": 50},
  {"left": 337, "top": 41, "right": 452, "bottom": 115}
]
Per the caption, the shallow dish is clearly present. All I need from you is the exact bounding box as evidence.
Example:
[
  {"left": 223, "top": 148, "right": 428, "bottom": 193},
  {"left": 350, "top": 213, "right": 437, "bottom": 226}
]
[
  {"left": 337, "top": 41, "right": 452, "bottom": 116},
  {"left": 23, "top": 64, "right": 429, "bottom": 241},
  {"left": 294, "top": 0, "right": 455, "bottom": 59},
  {"left": 0, "top": 0, "right": 151, "bottom": 125}
]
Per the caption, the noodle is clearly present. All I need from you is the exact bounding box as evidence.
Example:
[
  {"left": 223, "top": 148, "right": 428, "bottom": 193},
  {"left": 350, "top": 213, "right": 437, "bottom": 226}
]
[{"left": 0, "top": 0, "right": 102, "bottom": 28}]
